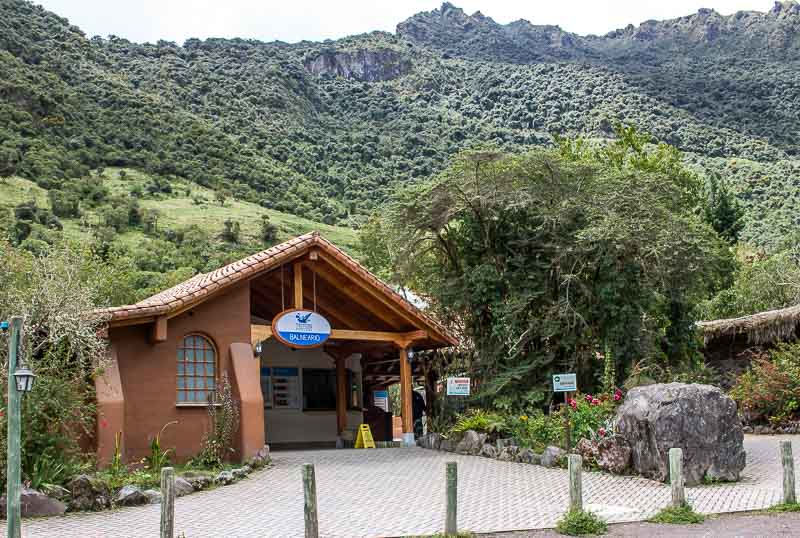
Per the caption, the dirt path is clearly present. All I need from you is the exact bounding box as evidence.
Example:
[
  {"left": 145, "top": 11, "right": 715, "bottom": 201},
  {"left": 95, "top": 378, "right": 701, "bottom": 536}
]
[{"left": 483, "top": 511, "right": 800, "bottom": 537}]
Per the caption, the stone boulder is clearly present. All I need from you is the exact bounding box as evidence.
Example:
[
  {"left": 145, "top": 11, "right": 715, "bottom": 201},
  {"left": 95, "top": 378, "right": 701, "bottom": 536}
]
[
  {"left": 67, "top": 475, "right": 112, "bottom": 512},
  {"left": 174, "top": 476, "right": 195, "bottom": 497},
  {"left": 497, "top": 445, "right": 519, "bottom": 462},
  {"left": 114, "top": 485, "right": 146, "bottom": 507},
  {"left": 455, "top": 430, "right": 486, "bottom": 455},
  {"left": 216, "top": 470, "right": 235, "bottom": 485},
  {"left": 479, "top": 443, "right": 498, "bottom": 458},
  {"left": 541, "top": 446, "right": 565, "bottom": 468},
  {"left": 418, "top": 432, "right": 443, "bottom": 450},
  {"left": 143, "top": 489, "right": 162, "bottom": 504},
  {"left": 0, "top": 487, "right": 66, "bottom": 518},
  {"left": 516, "top": 448, "right": 539, "bottom": 464},
  {"left": 616, "top": 382, "right": 746, "bottom": 485},
  {"left": 439, "top": 438, "right": 456, "bottom": 452},
  {"left": 181, "top": 471, "right": 215, "bottom": 490},
  {"left": 576, "top": 437, "right": 631, "bottom": 474}
]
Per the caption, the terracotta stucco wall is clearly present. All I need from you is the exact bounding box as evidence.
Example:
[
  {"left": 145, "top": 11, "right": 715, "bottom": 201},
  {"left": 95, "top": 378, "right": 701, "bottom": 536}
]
[{"left": 107, "top": 282, "right": 252, "bottom": 463}]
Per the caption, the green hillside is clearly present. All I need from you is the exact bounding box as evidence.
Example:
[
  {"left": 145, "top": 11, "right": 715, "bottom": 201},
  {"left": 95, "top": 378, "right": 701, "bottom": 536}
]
[
  {"left": 0, "top": 169, "right": 357, "bottom": 248},
  {"left": 1, "top": 0, "right": 799, "bottom": 248}
]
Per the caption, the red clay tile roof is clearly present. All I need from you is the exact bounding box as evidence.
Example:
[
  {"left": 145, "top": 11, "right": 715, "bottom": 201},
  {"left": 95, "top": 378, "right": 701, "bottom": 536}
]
[{"left": 96, "top": 232, "right": 457, "bottom": 346}]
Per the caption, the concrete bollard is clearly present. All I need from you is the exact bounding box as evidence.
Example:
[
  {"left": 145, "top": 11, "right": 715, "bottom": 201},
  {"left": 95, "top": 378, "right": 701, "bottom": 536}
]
[
  {"left": 568, "top": 454, "right": 583, "bottom": 511},
  {"left": 303, "top": 463, "right": 319, "bottom": 538},
  {"left": 669, "top": 448, "right": 685, "bottom": 507},
  {"left": 160, "top": 467, "right": 175, "bottom": 538},
  {"left": 445, "top": 461, "right": 458, "bottom": 535},
  {"left": 781, "top": 440, "right": 796, "bottom": 505}
]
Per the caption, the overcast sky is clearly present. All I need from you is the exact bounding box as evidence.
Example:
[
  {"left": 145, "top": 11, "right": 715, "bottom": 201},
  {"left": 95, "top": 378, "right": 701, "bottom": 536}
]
[{"left": 35, "top": 0, "right": 776, "bottom": 44}]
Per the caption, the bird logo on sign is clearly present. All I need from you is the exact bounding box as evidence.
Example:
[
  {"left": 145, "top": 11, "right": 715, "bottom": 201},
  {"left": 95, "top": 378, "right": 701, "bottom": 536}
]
[{"left": 296, "top": 312, "right": 313, "bottom": 324}]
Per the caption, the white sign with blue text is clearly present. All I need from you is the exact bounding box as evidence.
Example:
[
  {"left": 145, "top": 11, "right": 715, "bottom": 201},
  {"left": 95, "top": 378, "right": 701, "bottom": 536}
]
[
  {"left": 552, "top": 373, "right": 577, "bottom": 392},
  {"left": 272, "top": 309, "right": 332, "bottom": 349}
]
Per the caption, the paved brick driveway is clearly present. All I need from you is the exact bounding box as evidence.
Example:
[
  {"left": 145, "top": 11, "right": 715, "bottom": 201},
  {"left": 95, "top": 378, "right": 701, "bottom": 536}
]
[{"left": 7, "top": 435, "right": 799, "bottom": 538}]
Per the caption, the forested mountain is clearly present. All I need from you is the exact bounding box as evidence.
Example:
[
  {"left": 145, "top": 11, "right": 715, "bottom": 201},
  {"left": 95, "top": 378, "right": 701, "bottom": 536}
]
[{"left": 1, "top": 0, "right": 799, "bottom": 246}]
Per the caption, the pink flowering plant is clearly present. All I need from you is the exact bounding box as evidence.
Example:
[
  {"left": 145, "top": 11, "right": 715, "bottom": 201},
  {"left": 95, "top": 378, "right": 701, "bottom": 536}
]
[{"left": 562, "top": 389, "right": 624, "bottom": 447}]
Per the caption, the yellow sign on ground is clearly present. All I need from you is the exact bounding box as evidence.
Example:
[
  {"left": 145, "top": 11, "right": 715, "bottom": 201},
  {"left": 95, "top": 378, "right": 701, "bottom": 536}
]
[{"left": 354, "top": 424, "right": 376, "bottom": 449}]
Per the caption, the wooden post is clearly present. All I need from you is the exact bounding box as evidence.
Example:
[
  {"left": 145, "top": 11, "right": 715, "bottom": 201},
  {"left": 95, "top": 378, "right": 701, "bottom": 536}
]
[
  {"left": 445, "top": 462, "right": 457, "bottom": 535},
  {"left": 160, "top": 467, "right": 175, "bottom": 538},
  {"left": 293, "top": 262, "right": 303, "bottom": 309},
  {"left": 335, "top": 357, "right": 347, "bottom": 437},
  {"left": 568, "top": 454, "right": 583, "bottom": 512},
  {"left": 781, "top": 440, "right": 796, "bottom": 505},
  {"left": 669, "top": 448, "right": 685, "bottom": 507},
  {"left": 563, "top": 392, "right": 572, "bottom": 450},
  {"left": 399, "top": 346, "right": 414, "bottom": 446},
  {"left": 6, "top": 316, "right": 23, "bottom": 538},
  {"left": 303, "top": 464, "right": 319, "bottom": 538}
]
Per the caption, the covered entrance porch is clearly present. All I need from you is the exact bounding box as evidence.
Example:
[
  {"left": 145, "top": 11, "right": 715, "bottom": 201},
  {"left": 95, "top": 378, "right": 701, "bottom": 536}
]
[{"left": 248, "top": 234, "right": 455, "bottom": 447}]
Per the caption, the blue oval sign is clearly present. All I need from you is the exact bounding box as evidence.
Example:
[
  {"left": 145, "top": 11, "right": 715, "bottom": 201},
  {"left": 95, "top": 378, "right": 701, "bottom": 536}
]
[{"left": 272, "top": 309, "right": 332, "bottom": 349}]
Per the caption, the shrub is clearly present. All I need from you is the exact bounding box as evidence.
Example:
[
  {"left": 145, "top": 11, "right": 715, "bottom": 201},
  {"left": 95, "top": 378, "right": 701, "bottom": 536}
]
[
  {"left": 555, "top": 509, "right": 608, "bottom": 536},
  {"left": 505, "top": 411, "right": 563, "bottom": 450},
  {"left": 565, "top": 393, "right": 618, "bottom": 446},
  {"left": 449, "top": 409, "right": 506, "bottom": 437},
  {"left": 649, "top": 504, "right": 704, "bottom": 524},
  {"left": 730, "top": 343, "right": 800, "bottom": 425},
  {"left": 195, "top": 373, "right": 240, "bottom": 467},
  {"left": 0, "top": 242, "right": 108, "bottom": 488}
]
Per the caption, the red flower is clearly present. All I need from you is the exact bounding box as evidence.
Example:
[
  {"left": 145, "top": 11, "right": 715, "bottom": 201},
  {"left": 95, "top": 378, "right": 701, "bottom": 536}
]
[
  {"left": 598, "top": 427, "right": 606, "bottom": 437},
  {"left": 591, "top": 398, "right": 600, "bottom": 406},
  {"left": 568, "top": 399, "right": 577, "bottom": 409},
  {"left": 584, "top": 394, "right": 593, "bottom": 403},
  {"left": 614, "top": 390, "right": 622, "bottom": 402}
]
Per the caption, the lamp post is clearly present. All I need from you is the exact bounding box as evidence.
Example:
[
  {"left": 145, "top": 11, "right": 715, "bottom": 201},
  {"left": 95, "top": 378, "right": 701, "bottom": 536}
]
[{"left": 5, "top": 316, "right": 35, "bottom": 538}]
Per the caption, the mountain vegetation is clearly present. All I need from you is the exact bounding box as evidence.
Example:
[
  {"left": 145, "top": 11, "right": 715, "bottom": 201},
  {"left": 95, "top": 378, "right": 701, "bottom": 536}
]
[{"left": 2, "top": 0, "right": 799, "bottom": 248}]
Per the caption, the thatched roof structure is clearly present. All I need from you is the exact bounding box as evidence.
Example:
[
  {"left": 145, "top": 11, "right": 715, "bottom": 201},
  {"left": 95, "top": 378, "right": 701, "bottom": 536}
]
[{"left": 698, "top": 303, "right": 800, "bottom": 346}]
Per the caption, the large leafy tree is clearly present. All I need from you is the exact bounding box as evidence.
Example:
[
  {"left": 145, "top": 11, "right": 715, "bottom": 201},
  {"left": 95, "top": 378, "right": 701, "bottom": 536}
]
[{"left": 370, "top": 132, "right": 731, "bottom": 410}]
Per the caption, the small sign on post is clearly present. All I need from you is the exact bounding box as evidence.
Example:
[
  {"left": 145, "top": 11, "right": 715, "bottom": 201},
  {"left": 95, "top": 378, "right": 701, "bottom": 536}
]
[
  {"left": 446, "top": 377, "right": 470, "bottom": 396},
  {"left": 553, "top": 373, "right": 577, "bottom": 450},
  {"left": 552, "top": 373, "right": 577, "bottom": 392}
]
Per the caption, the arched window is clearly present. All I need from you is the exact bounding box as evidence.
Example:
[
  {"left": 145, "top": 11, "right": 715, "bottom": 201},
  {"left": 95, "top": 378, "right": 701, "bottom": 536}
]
[{"left": 177, "top": 334, "right": 216, "bottom": 404}]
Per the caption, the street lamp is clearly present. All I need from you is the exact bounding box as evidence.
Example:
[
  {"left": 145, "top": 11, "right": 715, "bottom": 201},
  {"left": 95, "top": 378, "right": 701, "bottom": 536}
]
[{"left": 13, "top": 365, "right": 36, "bottom": 394}]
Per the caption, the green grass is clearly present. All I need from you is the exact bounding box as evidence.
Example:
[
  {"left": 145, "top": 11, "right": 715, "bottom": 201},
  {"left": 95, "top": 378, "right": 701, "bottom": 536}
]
[
  {"left": 555, "top": 509, "right": 608, "bottom": 536},
  {"left": 649, "top": 503, "right": 705, "bottom": 524},
  {"left": 406, "top": 531, "right": 475, "bottom": 538},
  {"left": 767, "top": 502, "right": 800, "bottom": 513},
  {"left": 0, "top": 169, "right": 359, "bottom": 253}
]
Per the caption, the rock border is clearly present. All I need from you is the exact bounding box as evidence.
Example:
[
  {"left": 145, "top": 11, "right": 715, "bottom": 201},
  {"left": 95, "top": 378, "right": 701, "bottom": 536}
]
[
  {"left": 1, "top": 445, "right": 272, "bottom": 519},
  {"left": 417, "top": 431, "right": 567, "bottom": 469}
]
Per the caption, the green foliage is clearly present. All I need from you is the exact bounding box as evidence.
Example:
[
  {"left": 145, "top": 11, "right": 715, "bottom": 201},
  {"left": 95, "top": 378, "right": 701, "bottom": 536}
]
[
  {"left": 701, "top": 246, "right": 800, "bottom": 320},
  {"left": 377, "top": 132, "right": 731, "bottom": 408},
  {"left": 505, "top": 411, "right": 563, "bottom": 451},
  {"left": 555, "top": 509, "right": 608, "bottom": 536},
  {"left": 146, "top": 421, "right": 177, "bottom": 475},
  {"left": 704, "top": 174, "right": 744, "bottom": 244},
  {"left": 768, "top": 502, "right": 800, "bottom": 513},
  {"left": 0, "top": 241, "right": 107, "bottom": 488},
  {"left": 196, "top": 373, "right": 240, "bottom": 467},
  {"left": 1, "top": 0, "right": 798, "bottom": 241},
  {"left": 450, "top": 409, "right": 505, "bottom": 436},
  {"left": 649, "top": 504, "right": 705, "bottom": 524},
  {"left": 566, "top": 395, "right": 617, "bottom": 446},
  {"left": 730, "top": 343, "right": 800, "bottom": 425}
]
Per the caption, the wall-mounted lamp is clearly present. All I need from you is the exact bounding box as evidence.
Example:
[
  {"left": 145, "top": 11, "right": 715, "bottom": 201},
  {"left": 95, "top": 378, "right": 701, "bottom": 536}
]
[{"left": 254, "top": 341, "right": 263, "bottom": 355}]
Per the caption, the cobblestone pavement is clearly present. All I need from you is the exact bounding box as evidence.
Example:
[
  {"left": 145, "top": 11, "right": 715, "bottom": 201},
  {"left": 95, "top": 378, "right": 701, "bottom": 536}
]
[{"left": 6, "top": 435, "right": 799, "bottom": 538}]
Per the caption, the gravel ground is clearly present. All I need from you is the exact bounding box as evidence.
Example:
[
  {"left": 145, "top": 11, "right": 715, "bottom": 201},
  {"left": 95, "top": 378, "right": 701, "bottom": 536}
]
[{"left": 482, "top": 510, "right": 800, "bottom": 537}]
